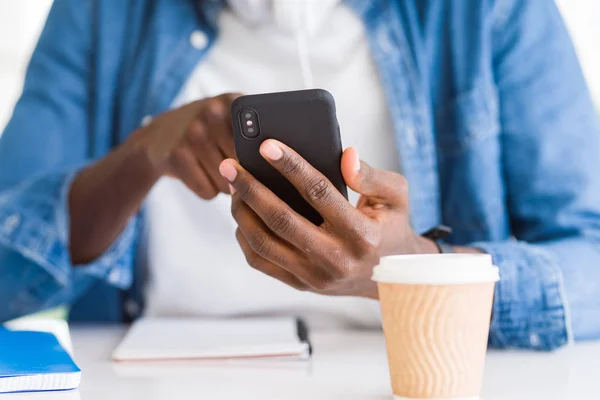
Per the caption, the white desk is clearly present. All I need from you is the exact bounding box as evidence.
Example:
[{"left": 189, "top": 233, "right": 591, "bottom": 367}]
[{"left": 63, "top": 326, "right": 600, "bottom": 399}]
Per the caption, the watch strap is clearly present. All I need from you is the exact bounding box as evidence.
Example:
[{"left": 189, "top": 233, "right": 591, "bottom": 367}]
[
  {"left": 422, "top": 225, "right": 455, "bottom": 253},
  {"left": 435, "top": 241, "right": 456, "bottom": 253}
]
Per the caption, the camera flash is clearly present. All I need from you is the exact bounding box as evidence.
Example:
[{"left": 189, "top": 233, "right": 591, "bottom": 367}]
[{"left": 246, "top": 120, "right": 253, "bottom": 126}]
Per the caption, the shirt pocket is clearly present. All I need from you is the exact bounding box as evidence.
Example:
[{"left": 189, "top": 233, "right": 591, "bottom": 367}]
[{"left": 434, "top": 83, "right": 501, "bottom": 157}]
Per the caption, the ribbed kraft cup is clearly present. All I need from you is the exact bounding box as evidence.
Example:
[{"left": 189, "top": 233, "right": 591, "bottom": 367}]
[{"left": 373, "top": 254, "right": 499, "bottom": 400}]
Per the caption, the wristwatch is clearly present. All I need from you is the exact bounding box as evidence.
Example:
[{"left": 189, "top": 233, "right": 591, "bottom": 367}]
[{"left": 422, "top": 225, "right": 455, "bottom": 253}]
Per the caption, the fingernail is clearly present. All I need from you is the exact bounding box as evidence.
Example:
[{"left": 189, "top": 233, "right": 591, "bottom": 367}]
[
  {"left": 219, "top": 161, "right": 238, "bottom": 182},
  {"left": 260, "top": 140, "right": 283, "bottom": 161},
  {"left": 207, "top": 104, "right": 226, "bottom": 122},
  {"left": 228, "top": 183, "right": 236, "bottom": 195},
  {"left": 352, "top": 149, "right": 361, "bottom": 171}
]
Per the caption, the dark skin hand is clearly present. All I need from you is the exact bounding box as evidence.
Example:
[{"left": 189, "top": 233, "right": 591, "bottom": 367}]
[
  {"left": 69, "top": 93, "right": 240, "bottom": 265},
  {"left": 219, "top": 139, "right": 481, "bottom": 299},
  {"left": 133, "top": 92, "right": 241, "bottom": 198}
]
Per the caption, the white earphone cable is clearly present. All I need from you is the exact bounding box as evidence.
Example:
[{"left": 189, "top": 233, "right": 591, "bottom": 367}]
[{"left": 296, "top": 28, "right": 314, "bottom": 89}]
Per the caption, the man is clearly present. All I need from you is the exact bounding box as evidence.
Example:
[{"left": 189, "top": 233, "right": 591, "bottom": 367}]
[{"left": 0, "top": 0, "right": 599, "bottom": 351}]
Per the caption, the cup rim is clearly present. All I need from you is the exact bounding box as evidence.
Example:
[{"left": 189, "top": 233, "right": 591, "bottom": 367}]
[
  {"left": 379, "top": 253, "right": 492, "bottom": 261},
  {"left": 372, "top": 253, "right": 499, "bottom": 285}
]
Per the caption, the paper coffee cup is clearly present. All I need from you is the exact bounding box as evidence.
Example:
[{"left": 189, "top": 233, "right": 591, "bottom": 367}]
[{"left": 373, "top": 254, "right": 499, "bottom": 400}]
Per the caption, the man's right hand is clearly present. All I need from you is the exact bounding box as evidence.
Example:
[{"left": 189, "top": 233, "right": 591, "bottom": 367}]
[
  {"left": 69, "top": 93, "right": 240, "bottom": 264},
  {"left": 129, "top": 93, "right": 241, "bottom": 199}
]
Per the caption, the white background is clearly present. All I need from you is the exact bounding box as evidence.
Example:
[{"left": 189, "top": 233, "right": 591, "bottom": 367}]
[
  {"left": 0, "top": 1, "right": 53, "bottom": 131},
  {"left": 0, "top": 0, "right": 599, "bottom": 133}
]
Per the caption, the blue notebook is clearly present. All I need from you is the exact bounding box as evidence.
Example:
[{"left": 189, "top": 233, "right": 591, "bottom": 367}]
[{"left": 0, "top": 329, "right": 81, "bottom": 393}]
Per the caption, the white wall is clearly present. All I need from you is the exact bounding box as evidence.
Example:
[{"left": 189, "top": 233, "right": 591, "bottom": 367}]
[
  {"left": 556, "top": 0, "right": 600, "bottom": 108},
  {"left": 0, "top": 1, "right": 53, "bottom": 131},
  {"left": 0, "top": 0, "right": 599, "bottom": 134}
]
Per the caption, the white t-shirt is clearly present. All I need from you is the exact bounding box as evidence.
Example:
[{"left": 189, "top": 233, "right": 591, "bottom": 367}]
[{"left": 144, "top": 3, "right": 400, "bottom": 328}]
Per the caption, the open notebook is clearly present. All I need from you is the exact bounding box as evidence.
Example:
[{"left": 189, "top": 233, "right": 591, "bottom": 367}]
[{"left": 112, "top": 317, "right": 312, "bottom": 362}]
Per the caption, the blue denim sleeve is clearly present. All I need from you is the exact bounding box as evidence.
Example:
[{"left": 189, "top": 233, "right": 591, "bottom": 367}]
[
  {"left": 476, "top": 0, "right": 600, "bottom": 350},
  {"left": 0, "top": 168, "right": 137, "bottom": 322},
  {"left": 0, "top": 0, "right": 137, "bottom": 322},
  {"left": 472, "top": 241, "right": 572, "bottom": 350}
]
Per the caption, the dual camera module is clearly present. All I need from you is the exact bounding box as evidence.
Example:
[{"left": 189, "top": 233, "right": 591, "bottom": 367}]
[{"left": 239, "top": 109, "right": 260, "bottom": 138}]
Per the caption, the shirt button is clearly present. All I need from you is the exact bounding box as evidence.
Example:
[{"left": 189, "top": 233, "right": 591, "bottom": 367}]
[
  {"left": 125, "top": 299, "right": 141, "bottom": 319},
  {"left": 190, "top": 30, "right": 209, "bottom": 50},
  {"left": 141, "top": 115, "right": 153, "bottom": 127},
  {"left": 3, "top": 213, "right": 21, "bottom": 234},
  {"left": 108, "top": 268, "right": 122, "bottom": 284},
  {"left": 529, "top": 333, "right": 541, "bottom": 348}
]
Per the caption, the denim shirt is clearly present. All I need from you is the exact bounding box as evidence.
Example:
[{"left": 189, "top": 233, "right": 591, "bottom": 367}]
[{"left": 1, "top": 0, "right": 599, "bottom": 351}]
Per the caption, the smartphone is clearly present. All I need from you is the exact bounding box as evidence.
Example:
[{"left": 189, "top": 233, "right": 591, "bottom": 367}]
[{"left": 231, "top": 89, "right": 348, "bottom": 226}]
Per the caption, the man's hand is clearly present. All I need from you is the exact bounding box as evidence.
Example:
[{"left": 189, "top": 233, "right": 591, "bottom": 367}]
[
  {"left": 130, "top": 92, "right": 241, "bottom": 198},
  {"left": 219, "top": 140, "right": 438, "bottom": 299},
  {"left": 70, "top": 93, "right": 240, "bottom": 264}
]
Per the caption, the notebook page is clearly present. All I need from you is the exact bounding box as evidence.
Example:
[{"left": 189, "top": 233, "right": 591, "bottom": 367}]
[
  {"left": 113, "top": 317, "right": 309, "bottom": 361},
  {"left": 0, "top": 372, "right": 81, "bottom": 394}
]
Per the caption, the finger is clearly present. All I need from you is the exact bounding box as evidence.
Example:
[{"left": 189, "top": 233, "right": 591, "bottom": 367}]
[
  {"left": 202, "top": 99, "right": 232, "bottom": 156},
  {"left": 235, "top": 229, "right": 308, "bottom": 291},
  {"left": 170, "top": 147, "right": 218, "bottom": 199},
  {"left": 214, "top": 92, "right": 243, "bottom": 113},
  {"left": 258, "top": 139, "right": 361, "bottom": 226},
  {"left": 219, "top": 159, "right": 331, "bottom": 252},
  {"left": 232, "top": 195, "right": 322, "bottom": 283},
  {"left": 186, "top": 121, "right": 230, "bottom": 194},
  {"left": 341, "top": 147, "right": 408, "bottom": 208},
  {"left": 204, "top": 93, "right": 241, "bottom": 158}
]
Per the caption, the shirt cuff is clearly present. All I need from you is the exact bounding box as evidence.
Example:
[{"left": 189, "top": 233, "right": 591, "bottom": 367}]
[
  {"left": 58, "top": 170, "right": 137, "bottom": 289},
  {"left": 0, "top": 168, "right": 136, "bottom": 291},
  {"left": 472, "top": 240, "right": 573, "bottom": 351}
]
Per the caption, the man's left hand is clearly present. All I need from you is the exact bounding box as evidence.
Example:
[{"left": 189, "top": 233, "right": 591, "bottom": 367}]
[{"left": 219, "top": 139, "right": 438, "bottom": 299}]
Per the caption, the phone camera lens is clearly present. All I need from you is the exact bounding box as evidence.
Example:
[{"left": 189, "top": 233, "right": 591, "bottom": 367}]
[{"left": 239, "top": 109, "right": 260, "bottom": 138}]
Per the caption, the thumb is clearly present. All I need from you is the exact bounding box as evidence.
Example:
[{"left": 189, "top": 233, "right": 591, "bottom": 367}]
[{"left": 341, "top": 147, "right": 407, "bottom": 205}]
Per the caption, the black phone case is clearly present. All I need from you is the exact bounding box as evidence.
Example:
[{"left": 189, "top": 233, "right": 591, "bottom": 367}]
[{"left": 231, "top": 89, "right": 348, "bottom": 226}]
